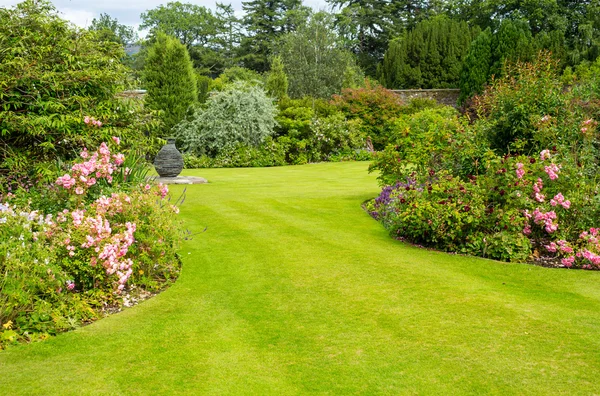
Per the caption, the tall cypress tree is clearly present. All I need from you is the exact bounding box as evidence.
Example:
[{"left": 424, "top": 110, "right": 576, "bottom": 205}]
[
  {"left": 490, "top": 19, "right": 534, "bottom": 78},
  {"left": 458, "top": 20, "right": 536, "bottom": 104},
  {"left": 265, "top": 55, "right": 288, "bottom": 100},
  {"left": 143, "top": 32, "right": 197, "bottom": 134},
  {"left": 458, "top": 27, "right": 492, "bottom": 104}
]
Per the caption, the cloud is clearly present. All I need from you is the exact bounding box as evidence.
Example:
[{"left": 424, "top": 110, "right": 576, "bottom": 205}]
[{"left": 60, "top": 8, "right": 96, "bottom": 27}]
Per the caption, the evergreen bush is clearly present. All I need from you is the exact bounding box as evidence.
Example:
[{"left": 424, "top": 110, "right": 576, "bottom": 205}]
[
  {"left": 458, "top": 28, "right": 493, "bottom": 104},
  {"left": 143, "top": 32, "right": 197, "bottom": 133},
  {"left": 265, "top": 56, "right": 289, "bottom": 100},
  {"left": 381, "top": 17, "right": 479, "bottom": 89}
]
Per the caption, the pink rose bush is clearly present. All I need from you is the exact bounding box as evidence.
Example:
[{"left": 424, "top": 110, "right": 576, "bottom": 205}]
[
  {"left": 369, "top": 145, "right": 600, "bottom": 267},
  {"left": 1, "top": 138, "right": 183, "bottom": 347},
  {"left": 368, "top": 56, "right": 600, "bottom": 268},
  {"left": 51, "top": 141, "right": 181, "bottom": 292}
]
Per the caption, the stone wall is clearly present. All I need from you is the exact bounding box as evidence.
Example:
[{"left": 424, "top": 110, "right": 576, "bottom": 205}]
[
  {"left": 391, "top": 89, "right": 460, "bottom": 107},
  {"left": 116, "top": 90, "right": 147, "bottom": 100}
]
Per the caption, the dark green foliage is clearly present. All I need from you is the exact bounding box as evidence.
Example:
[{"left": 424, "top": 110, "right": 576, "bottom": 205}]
[
  {"left": 143, "top": 32, "right": 197, "bottom": 134},
  {"left": 329, "top": 0, "right": 450, "bottom": 75},
  {"left": 195, "top": 73, "right": 212, "bottom": 103},
  {"left": 459, "top": 20, "right": 536, "bottom": 104},
  {"left": 458, "top": 28, "right": 492, "bottom": 104},
  {"left": 490, "top": 19, "right": 535, "bottom": 78},
  {"left": 265, "top": 56, "right": 289, "bottom": 100},
  {"left": 0, "top": 0, "right": 160, "bottom": 182},
  {"left": 240, "top": 0, "right": 309, "bottom": 72},
  {"left": 381, "top": 16, "right": 478, "bottom": 89},
  {"left": 213, "top": 2, "right": 244, "bottom": 71}
]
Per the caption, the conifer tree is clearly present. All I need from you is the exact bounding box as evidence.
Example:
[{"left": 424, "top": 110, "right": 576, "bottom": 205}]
[
  {"left": 458, "top": 27, "right": 492, "bottom": 104},
  {"left": 380, "top": 17, "right": 477, "bottom": 89},
  {"left": 265, "top": 56, "right": 288, "bottom": 100},
  {"left": 143, "top": 32, "right": 197, "bottom": 134},
  {"left": 240, "top": 0, "right": 309, "bottom": 72},
  {"left": 490, "top": 19, "right": 534, "bottom": 78}
]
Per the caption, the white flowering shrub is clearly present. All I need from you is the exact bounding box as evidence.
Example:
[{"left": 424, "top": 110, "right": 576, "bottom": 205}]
[{"left": 174, "top": 81, "right": 278, "bottom": 156}]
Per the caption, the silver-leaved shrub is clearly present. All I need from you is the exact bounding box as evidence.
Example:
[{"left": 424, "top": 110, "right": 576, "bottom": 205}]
[{"left": 175, "top": 81, "right": 278, "bottom": 156}]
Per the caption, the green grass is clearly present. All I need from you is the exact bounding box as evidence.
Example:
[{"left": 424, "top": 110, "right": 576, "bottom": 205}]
[{"left": 2, "top": 162, "right": 600, "bottom": 394}]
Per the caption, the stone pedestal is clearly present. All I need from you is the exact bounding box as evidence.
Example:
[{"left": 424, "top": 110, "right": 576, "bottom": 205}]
[{"left": 151, "top": 176, "right": 207, "bottom": 185}]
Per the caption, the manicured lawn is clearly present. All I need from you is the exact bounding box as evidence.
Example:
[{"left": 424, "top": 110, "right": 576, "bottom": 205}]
[{"left": 1, "top": 162, "right": 600, "bottom": 394}]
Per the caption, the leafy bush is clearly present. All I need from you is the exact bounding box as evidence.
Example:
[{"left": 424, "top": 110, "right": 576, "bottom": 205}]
[
  {"left": 0, "top": 139, "right": 182, "bottom": 348},
  {"left": 331, "top": 83, "right": 407, "bottom": 150},
  {"left": 475, "top": 53, "right": 574, "bottom": 155},
  {"left": 369, "top": 107, "right": 488, "bottom": 186},
  {"left": 143, "top": 31, "right": 197, "bottom": 133},
  {"left": 369, "top": 54, "right": 600, "bottom": 266},
  {"left": 175, "top": 82, "right": 278, "bottom": 156},
  {"left": 184, "top": 137, "right": 287, "bottom": 168},
  {"left": 0, "top": 0, "right": 161, "bottom": 183},
  {"left": 209, "top": 67, "right": 264, "bottom": 92}
]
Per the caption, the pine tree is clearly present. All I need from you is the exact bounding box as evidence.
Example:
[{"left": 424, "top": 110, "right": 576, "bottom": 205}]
[
  {"left": 240, "top": 0, "right": 308, "bottom": 72},
  {"left": 143, "top": 32, "right": 197, "bottom": 134},
  {"left": 490, "top": 19, "right": 534, "bottom": 78},
  {"left": 265, "top": 55, "right": 288, "bottom": 100},
  {"left": 458, "top": 27, "right": 492, "bottom": 104},
  {"left": 380, "top": 17, "right": 476, "bottom": 89}
]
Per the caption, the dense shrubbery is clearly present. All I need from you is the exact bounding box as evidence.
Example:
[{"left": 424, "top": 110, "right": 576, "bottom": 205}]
[
  {"left": 368, "top": 54, "right": 600, "bottom": 266},
  {"left": 1, "top": 139, "right": 182, "bottom": 348},
  {"left": 0, "top": 1, "right": 161, "bottom": 184},
  {"left": 179, "top": 84, "right": 442, "bottom": 168},
  {"left": 332, "top": 84, "right": 441, "bottom": 150},
  {"left": 0, "top": 2, "right": 182, "bottom": 349}
]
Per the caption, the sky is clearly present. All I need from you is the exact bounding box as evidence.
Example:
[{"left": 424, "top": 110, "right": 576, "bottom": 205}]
[{"left": 0, "top": 0, "right": 331, "bottom": 31}]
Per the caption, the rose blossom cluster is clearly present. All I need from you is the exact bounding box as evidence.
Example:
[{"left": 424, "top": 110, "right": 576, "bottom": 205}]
[
  {"left": 531, "top": 208, "right": 558, "bottom": 233},
  {"left": 515, "top": 162, "right": 525, "bottom": 179},
  {"left": 532, "top": 178, "right": 545, "bottom": 202},
  {"left": 515, "top": 151, "right": 600, "bottom": 270},
  {"left": 51, "top": 137, "right": 179, "bottom": 292},
  {"left": 544, "top": 163, "right": 561, "bottom": 181},
  {"left": 550, "top": 193, "right": 570, "bottom": 209},
  {"left": 84, "top": 116, "right": 102, "bottom": 128},
  {"left": 55, "top": 141, "right": 125, "bottom": 194}
]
